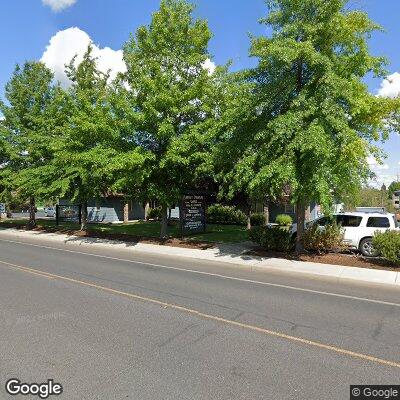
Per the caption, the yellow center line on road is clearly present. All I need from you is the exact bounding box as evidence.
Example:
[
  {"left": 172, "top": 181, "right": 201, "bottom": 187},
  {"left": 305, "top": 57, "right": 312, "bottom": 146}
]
[{"left": 1, "top": 259, "right": 400, "bottom": 370}]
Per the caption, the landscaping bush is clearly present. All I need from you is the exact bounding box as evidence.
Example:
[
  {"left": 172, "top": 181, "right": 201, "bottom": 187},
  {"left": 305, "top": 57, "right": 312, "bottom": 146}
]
[
  {"left": 373, "top": 231, "right": 400, "bottom": 265},
  {"left": 302, "top": 222, "right": 344, "bottom": 253},
  {"left": 275, "top": 214, "right": 293, "bottom": 226},
  {"left": 250, "top": 213, "right": 266, "bottom": 226},
  {"left": 146, "top": 207, "right": 162, "bottom": 220},
  {"left": 249, "top": 226, "right": 294, "bottom": 252},
  {"left": 206, "top": 204, "right": 247, "bottom": 226}
]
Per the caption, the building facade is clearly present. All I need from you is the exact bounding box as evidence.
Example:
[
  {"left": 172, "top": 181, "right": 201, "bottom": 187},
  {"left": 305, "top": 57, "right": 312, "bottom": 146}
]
[
  {"left": 59, "top": 197, "right": 146, "bottom": 223},
  {"left": 393, "top": 190, "right": 400, "bottom": 210}
]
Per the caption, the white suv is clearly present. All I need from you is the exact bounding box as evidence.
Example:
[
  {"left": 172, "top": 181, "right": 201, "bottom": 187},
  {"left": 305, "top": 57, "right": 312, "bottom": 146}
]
[{"left": 292, "top": 212, "right": 399, "bottom": 257}]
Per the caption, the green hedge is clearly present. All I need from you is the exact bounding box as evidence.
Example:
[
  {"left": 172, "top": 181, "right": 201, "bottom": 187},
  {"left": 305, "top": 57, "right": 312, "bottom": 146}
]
[
  {"left": 249, "top": 226, "right": 294, "bottom": 252},
  {"left": 275, "top": 214, "right": 293, "bottom": 226},
  {"left": 250, "top": 213, "right": 266, "bottom": 226},
  {"left": 373, "top": 231, "right": 400, "bottom": 264},
  {"left": 207, "top": 204, "right": 247, "bottom": 226}
]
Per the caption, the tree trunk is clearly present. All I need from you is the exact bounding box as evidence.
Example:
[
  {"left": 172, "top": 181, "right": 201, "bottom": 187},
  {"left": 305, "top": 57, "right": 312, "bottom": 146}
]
[
  {"left": 246, "top": 199, "right": 252, "bottom": 230},
  {"left": 160, "top": 203, "right": 168, "bottom": 239},
  {"left": 144, "top": 202, "right": 150, "bottom": 220},
  {"left": 123, "top": 202, "right": 129, "bottom": 223},
  {"left": 28, "top": 197, "right": 36, "bottom": 228},
  {"left": 81, "top": 200, "right": 88, "bottom": 231},
  {"left": 295, "top": 200, "right": 306, "bottom": 253},
  {"left": 168, "top": 207, "right": 173, "bottom": 226},
  {"left": 247, "top": 214, "right": 251, "bottom": 230},
  {"left": 263, "top": 203, "right": 270, "bottom": 225}
]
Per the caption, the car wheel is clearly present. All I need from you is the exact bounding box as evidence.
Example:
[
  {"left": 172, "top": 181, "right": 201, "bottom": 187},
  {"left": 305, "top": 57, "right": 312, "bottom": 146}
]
[{"left": 359, "top": 237, "right": 378, "bottom": 257}]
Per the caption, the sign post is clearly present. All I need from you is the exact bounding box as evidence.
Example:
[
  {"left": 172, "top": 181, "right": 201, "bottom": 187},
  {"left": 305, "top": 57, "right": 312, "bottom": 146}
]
[
  {"left": 180, "top": 192, "right": 206, "bottom": 236},
  {"left": 56, "top": 205, "right": 82, "bottom": 226}
]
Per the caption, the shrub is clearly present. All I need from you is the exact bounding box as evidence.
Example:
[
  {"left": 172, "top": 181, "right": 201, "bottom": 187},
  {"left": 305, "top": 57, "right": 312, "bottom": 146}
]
[
  {"left": 250, "top": 213, "right": 266, "bottom": 226},
  {"left": 147, "top": 207, "right": 162, "bottom": 220},
  {"left": 302, "top": 222, "right": 344, "bottom": 253},
  {"left": 275, "top": 214, "right": 293, "bottom": 226},
  {"left": 249, "top": 226, "right": 294, "bottom": 252},
  {"left": 373, "top": 231, "right": 400, "bottom": 265},
  {"left": 206, "top": 204, "right": 247, "bottom": 226}
]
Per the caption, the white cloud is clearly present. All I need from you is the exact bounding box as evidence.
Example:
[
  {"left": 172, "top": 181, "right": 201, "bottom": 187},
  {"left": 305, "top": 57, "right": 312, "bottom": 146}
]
[
  {"left": 367, "top": 156, "right": 393, "bottom": 187},
  {"left": 41, "top": 27, "right": 126, "bottom": 87},
  {"left": 378, "top": 72, "right": 400, "bottom": 98},
  {"left": 367, "top": 156, "right": 389, "bottom": 170},
  {"left": 202, "top": 58, "right": 216, "bottom": 75},
  {"left": 42, "top": 0, "right": 77, "bottom": 12},
  {"left": 370, "top": 173, "right": 398, "bottom": 188}
]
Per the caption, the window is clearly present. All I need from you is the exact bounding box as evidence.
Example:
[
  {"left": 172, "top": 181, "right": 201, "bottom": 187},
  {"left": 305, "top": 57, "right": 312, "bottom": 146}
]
[
  {"left": 366, "top": 217, "right": 390, "bottom": 228},
  {"left": 335, "top": 215, "right": 362, "bottom": 227},
  {"left": 284, "top": 203, "right": 295, "bottom": 214}
]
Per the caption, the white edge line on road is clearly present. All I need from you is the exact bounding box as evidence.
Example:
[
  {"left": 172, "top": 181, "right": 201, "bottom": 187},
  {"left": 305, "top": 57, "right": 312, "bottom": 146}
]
[
  {"left": 0, "top": 236, "right": 400, "bottom": 308},
  {"left": 1, "top": 259, "right": 400, "bottom": 370}
]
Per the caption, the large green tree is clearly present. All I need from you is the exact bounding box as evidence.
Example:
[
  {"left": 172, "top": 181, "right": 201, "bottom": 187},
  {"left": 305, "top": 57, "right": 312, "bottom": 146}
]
[
  {"left": 44, "top": 46, "right": 148, "bottom": 230},
  {"left": 123, "top": 0, "right": 219, "bottom": 238},
  {"left": 0, "top": 62, "right": 60, "bottom": 226},
  {"left": 224, "top": 0, "right": 399, "bottom": 251}
]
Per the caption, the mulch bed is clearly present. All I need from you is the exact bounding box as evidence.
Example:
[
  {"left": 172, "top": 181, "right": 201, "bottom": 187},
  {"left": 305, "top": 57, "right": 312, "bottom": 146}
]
[
  {"left": 2, "top": 223, "right": 214, "bottom": 250},
  {"left": 3, "top": 222, "right": 399, "bottom": 271},
  {"left": 245, "top": 248, "right": 399, "bottom": 271}
]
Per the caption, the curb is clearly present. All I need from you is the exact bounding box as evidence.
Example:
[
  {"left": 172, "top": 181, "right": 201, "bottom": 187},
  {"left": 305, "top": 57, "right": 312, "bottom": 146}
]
[{"left": 0, "top": 228, "right": 399, "bottom": 287}]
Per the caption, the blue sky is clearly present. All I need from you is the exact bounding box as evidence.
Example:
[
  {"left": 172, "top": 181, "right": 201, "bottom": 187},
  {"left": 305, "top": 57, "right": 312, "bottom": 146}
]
[{"left": 1, "top": 0, "right": 399, "bottom": 185}]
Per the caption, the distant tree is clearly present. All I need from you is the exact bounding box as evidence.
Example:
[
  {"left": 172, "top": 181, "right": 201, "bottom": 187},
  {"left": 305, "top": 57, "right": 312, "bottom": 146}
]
[
  {"left": 345, "top": 186, "right": 388, "bottom": 210},
  {"left": 123, "top": 0, "right": 219, "bottom": 238},
  {"left": 388, "top": 181, "right": 400, "bottom": 199},
  {"left": 226, "top": 0, "right": 400, "bottom": 252},
  {"left": 0, "top": 62, "right": 59, "bottom": 226}
]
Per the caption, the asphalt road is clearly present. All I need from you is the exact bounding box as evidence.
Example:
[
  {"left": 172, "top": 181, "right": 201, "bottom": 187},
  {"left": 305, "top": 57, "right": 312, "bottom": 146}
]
[{"left": 0, "top": 231, "right": 400, "bottom": 399}]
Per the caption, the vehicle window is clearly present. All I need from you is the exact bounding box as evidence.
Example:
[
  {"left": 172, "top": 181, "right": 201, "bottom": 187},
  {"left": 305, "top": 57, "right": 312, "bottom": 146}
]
[
  {"left": 366, "top": 217, "right": 390, "bottom": 228},
  {"left": 335, "top": 215, "right": 362, "bottom": 227}
]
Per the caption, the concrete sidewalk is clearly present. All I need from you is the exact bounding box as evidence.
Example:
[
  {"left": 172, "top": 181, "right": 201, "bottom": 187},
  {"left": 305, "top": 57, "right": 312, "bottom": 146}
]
[{"left": 0, "top": 228, "right": 399, "bottom": 286}]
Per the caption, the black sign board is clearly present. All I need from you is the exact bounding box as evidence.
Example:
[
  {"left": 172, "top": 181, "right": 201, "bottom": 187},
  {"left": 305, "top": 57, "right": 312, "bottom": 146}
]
[
  {"left": 180, "top": 193, "right": 206, "bottom": 235},
  {"left": 56, "top": 205, "right": 82, "bottom": 225}
]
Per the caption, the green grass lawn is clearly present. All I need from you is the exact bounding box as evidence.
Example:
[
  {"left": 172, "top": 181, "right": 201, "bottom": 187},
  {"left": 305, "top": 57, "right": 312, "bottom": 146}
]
[{"left": 0, "top": 218, "right": 249, "bottom": 244}]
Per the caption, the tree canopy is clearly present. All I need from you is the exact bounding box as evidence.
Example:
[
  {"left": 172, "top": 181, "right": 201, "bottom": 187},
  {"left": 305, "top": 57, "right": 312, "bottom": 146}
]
[
  {"left": 123, "top": 0, "right": 220, "bottom": 237},
  {"left": 0, "top": 61, "right": 61, "bottom": 224},
  {"left": 0, "top": 0, "right": 399, "bottom": 244},
  {"left": 213, "top": 0, "right": 400, "bottom": 250}
]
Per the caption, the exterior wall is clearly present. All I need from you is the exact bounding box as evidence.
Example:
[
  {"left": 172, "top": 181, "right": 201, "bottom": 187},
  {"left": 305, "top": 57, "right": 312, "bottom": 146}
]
[
  {"left": 59, "top": 198, "right": 146, "bottom": 223},
  {"left": 130, "top": 201, "right": 146, "bottom": 220},
  {"left": 268, "top": 202, "right": 296, "bottom": 223},
  {"left": 266, "top": 201, "right": 319, "bottom": 224},
  {"left": 87, "top": 198, "right": 123, "bottom": 223},
  {"left": 169, "top": 206, "right": 180, "bottom": 219}
]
